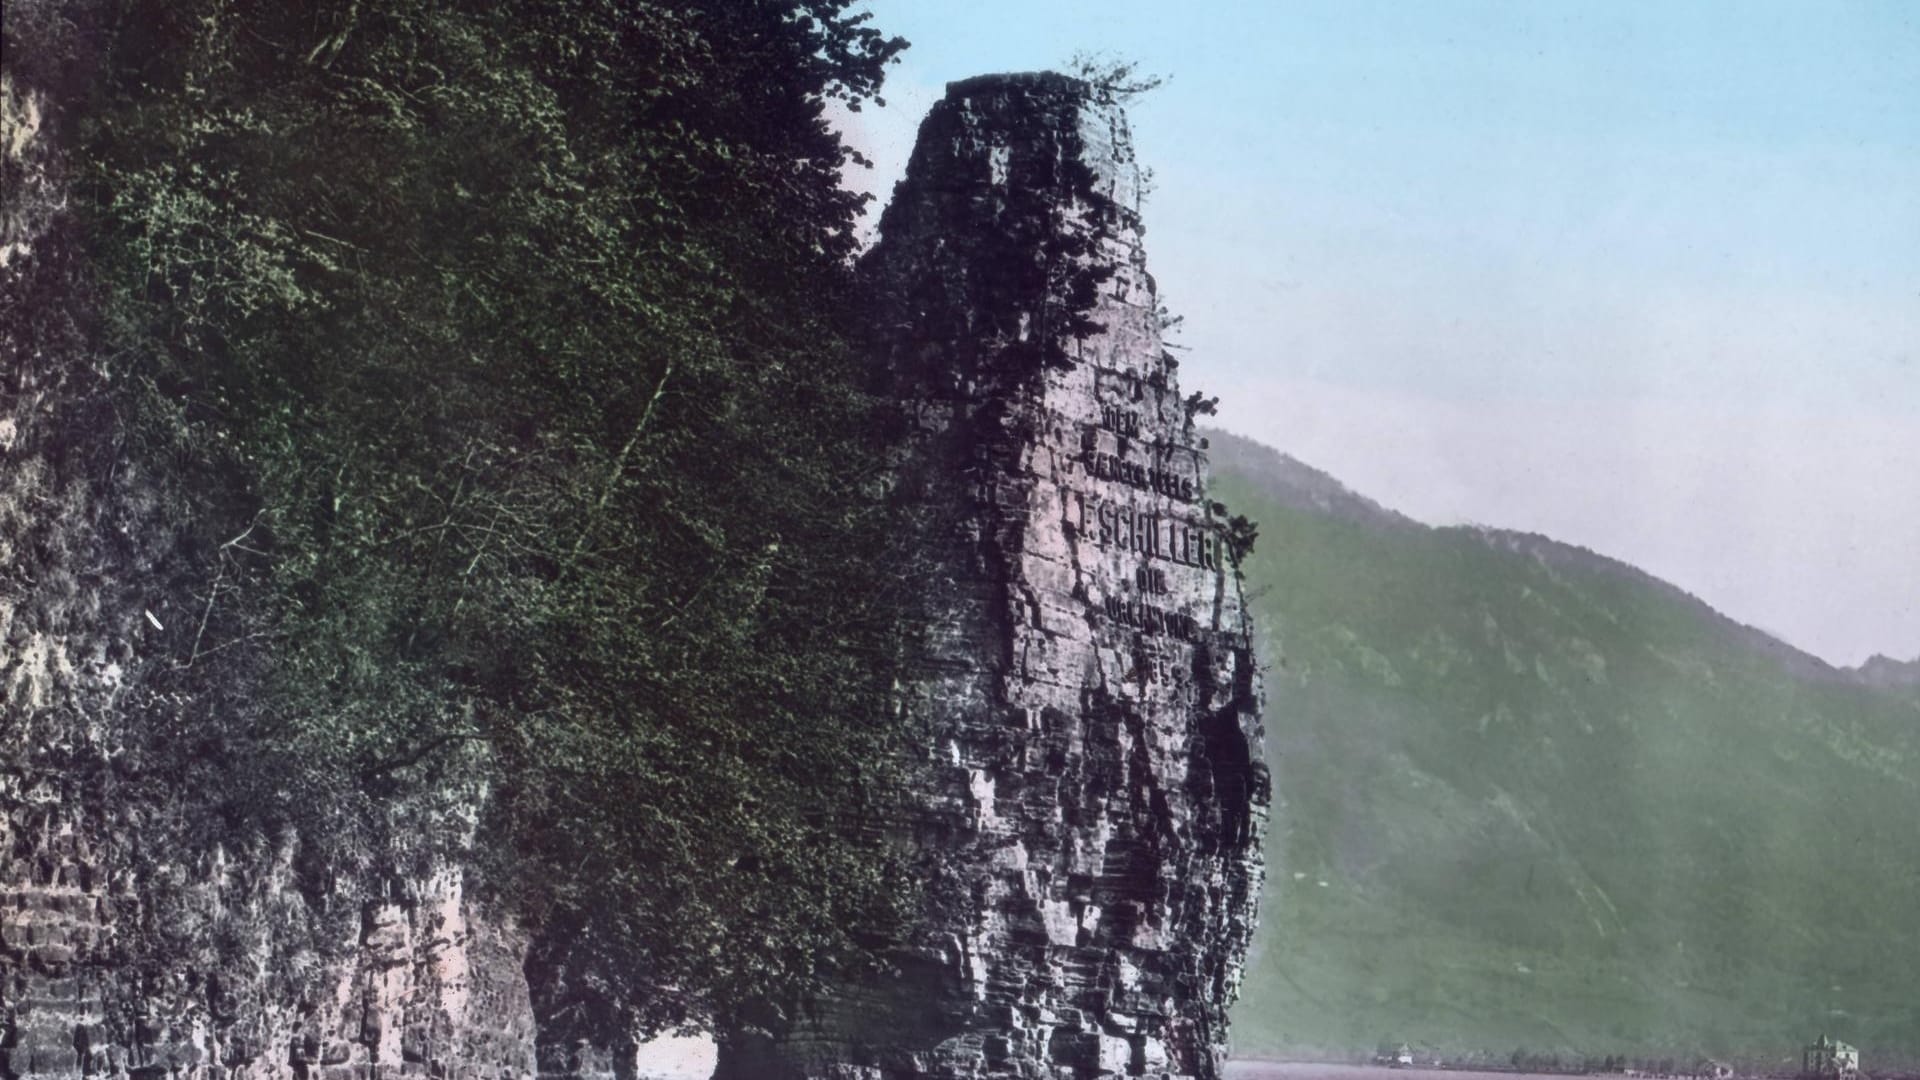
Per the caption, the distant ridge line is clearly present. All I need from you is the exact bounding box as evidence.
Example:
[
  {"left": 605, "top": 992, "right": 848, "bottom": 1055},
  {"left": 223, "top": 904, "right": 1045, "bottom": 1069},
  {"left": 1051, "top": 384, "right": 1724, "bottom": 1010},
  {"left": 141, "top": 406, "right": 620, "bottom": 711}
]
[
  {"left": 1199, "top": 426, "right": 1889, "bottom": 689},
  {"left": 1856, "top": 653, "right": 1920, "bottom": 690}
]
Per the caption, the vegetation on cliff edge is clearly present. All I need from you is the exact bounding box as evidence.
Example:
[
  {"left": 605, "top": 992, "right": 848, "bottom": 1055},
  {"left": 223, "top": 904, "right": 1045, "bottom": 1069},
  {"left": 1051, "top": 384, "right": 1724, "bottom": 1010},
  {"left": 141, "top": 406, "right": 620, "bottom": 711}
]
[{"left": 25, "top": 0, "right": 912, "bottom": 1039}]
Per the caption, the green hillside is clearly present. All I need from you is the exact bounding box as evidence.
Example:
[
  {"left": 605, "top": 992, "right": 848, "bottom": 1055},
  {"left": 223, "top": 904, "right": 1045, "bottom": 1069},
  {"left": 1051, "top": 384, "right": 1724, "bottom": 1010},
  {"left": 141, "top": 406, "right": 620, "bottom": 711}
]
[{"left": 1207, "top": 431, "right": 1920, "bottom": 1066}]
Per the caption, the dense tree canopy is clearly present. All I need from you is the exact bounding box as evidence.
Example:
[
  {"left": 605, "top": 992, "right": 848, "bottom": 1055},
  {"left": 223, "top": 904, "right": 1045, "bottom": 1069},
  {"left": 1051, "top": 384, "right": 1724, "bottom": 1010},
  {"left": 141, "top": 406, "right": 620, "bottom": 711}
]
[{"left": 67, "top": 0, "right": 913, "bottom": 1035}]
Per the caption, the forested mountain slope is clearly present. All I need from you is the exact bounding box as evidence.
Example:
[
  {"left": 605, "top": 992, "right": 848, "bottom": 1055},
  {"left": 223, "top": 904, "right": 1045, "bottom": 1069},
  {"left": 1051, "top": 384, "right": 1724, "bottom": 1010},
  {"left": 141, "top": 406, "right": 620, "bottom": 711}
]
[{"left": 1208, "top": 430, "right": 1920, "bottom": 1065}]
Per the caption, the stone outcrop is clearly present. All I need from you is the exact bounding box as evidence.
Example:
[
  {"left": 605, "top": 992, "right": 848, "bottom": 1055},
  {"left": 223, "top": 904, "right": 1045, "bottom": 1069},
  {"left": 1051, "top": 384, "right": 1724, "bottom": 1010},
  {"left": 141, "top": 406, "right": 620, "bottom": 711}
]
[
  {"left": 1, "top": 836, "right": 537, "bottom": 1080},
  {"left": 719, "top": 73, "right": 1269, "bottom": 1080},
  {"left": 3, "top": 19, "right": 542, "bottom": 1080},
  {"left": 5, "top": 43, "right": 1266, "bottom": 1080}
]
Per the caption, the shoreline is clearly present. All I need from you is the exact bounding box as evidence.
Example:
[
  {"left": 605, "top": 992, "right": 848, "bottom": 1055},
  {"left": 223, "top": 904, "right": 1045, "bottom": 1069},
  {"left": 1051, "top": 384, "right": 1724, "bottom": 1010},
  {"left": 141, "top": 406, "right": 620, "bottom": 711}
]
[{"left": 1225, "top": 1062, "right": 1920, "bottom": 1080}]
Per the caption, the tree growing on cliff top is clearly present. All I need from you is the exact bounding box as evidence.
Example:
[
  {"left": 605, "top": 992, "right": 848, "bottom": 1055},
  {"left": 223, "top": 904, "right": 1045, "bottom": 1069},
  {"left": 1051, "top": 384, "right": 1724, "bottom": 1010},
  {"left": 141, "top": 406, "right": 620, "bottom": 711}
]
[
  {"left": 1065, "top": 50, "right": 1169, "bottom": 102},
  {"left": 70, "top": 0, "right": 911, "bottom": 1036}
]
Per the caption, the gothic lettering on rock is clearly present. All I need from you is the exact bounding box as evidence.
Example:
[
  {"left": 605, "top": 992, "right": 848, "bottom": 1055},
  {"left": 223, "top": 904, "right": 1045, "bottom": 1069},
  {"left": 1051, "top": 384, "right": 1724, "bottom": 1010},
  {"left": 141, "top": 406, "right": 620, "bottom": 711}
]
[
  {"left": 1070, "top": 491, "right": 1224, "bottom": 574},
  {"left": 1102, "top": 593, "right": 1200, "bottom": 642},
  {"left": 1099, "top": 404, "right": 1142, "bottom": 438},
  {"left": 1084, "top": 448, "right": 1198, "bottom": 501},
  {"left": 1130, "top": 642, "right": 1192, "bottom": 689},
  {"left": 1135, "top": 566, "right": 1168, "bottom": 595}
]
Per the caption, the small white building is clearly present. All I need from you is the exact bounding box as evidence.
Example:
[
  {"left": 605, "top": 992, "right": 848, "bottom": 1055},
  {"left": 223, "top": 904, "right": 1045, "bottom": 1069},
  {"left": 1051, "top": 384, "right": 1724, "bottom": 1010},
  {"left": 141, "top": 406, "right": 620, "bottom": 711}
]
[
  {"left": 1802, "top": 1035, "right": 1860, "bottom": 1080},
  {"left": 1374, "top": 1042, "right": 1414, "bottom": 1068}
]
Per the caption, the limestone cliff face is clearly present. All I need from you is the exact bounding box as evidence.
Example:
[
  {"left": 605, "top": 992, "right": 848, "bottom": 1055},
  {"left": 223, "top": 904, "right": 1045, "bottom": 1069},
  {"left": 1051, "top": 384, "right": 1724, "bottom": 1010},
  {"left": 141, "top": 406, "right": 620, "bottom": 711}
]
[
  {"left": 2, "top": 25, "right": 539, "bottom": 1080},
  {"left": 722, "top": 73, "right": 1269, "bottom": 1080},
  {"left": 5, "top": 52, "right": 1266, "bottom": 1080}
]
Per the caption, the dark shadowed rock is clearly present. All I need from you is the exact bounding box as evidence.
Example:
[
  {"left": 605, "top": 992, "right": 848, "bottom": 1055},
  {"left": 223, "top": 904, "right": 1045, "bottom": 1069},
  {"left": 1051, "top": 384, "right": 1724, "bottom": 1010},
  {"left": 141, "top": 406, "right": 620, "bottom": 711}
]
[{"left": 717, "top": 72, "right": 1269, "bottom": 1080}]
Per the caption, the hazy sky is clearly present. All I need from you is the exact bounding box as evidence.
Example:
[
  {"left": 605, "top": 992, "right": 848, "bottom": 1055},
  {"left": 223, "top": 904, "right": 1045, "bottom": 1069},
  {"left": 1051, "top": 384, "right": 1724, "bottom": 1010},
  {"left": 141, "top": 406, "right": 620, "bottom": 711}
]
[{"left": 836, "top": 1, "right": 1920, "bottom": 668}]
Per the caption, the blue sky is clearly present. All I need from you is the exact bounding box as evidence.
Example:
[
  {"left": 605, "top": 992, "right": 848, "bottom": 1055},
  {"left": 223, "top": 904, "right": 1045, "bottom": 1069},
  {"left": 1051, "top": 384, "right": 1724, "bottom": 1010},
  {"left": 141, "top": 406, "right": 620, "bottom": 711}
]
[{"left": 837, "top": 1, "right": 1920, "bottom": 666}]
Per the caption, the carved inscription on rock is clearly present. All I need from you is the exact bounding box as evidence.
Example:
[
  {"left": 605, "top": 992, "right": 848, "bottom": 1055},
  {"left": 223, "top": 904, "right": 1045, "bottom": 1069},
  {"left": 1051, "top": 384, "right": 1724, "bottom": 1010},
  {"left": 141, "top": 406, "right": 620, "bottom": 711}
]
[
  {"left": 1099, "top": 404, "right": 1142, "bottom": 437},
  {"left": 736, "top": 71, "right": 1267, "bottom": 1080},
  {"left": 1084, "top": 448, "right": 1199, "bottom": 501},
  {"left": 1071, "top": 492, "right": 1226, "bottom": 572}
]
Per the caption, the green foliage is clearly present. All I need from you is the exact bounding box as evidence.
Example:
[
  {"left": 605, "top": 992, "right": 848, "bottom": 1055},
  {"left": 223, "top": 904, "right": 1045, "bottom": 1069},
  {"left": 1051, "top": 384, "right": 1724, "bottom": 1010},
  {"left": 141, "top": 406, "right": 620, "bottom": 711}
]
[
  {"left": 1209, "top": 439, "right": 1920, "bottom": 1063},
  {"left": 1063, "top": 50, "right": 1167, "bottom": 103},
  {"left": 77, "top": 0, "right": 913, "bottom": 1034},
  {"left": 1223, "top": 512, "right": 1258, "bottom": 564}
]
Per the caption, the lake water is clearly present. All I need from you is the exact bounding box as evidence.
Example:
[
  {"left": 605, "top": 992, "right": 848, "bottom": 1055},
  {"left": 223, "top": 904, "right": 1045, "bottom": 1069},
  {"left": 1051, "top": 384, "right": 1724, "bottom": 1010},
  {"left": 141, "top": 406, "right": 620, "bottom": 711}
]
[{"left": 1228, "top": 1064, "right": 1582, "bottom": 1080}]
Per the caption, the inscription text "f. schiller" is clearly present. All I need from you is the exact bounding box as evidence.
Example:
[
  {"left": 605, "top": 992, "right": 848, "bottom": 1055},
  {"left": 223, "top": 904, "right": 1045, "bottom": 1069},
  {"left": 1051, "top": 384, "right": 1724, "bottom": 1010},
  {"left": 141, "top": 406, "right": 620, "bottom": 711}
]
[{"left": 1075, "top": 494, "right": 1225, "bottom": 573}]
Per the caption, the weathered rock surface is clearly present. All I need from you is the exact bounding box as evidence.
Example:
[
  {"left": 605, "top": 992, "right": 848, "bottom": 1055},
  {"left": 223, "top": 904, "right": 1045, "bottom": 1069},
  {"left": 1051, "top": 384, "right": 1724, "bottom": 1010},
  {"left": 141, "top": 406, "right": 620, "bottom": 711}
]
[
  {"left": 5, "top": 48, "right": 1267, "bottom": 1080},
  {"left": 2, "top": 21, "right": 540, "bottom": 1080},
  {"left": 719, "top": 73, "right": 1269, "bottom": 1080}
]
